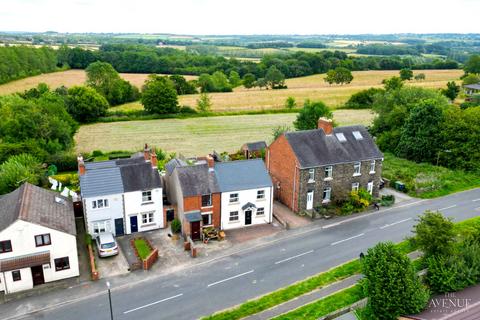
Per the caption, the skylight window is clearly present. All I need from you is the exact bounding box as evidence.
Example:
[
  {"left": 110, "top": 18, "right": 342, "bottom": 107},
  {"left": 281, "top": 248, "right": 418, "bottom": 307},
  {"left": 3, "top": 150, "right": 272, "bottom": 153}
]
[
  {"left": 335, "top": 132, "right": 347, "bottom": 142},
  {"left": 352, "top": 131, "right": 363, "bottom": 140}
]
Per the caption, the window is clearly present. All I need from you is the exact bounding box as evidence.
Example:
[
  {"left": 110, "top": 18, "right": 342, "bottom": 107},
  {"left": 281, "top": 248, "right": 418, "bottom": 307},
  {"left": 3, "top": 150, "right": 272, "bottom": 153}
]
[
  {"left": 54, "top": 257, "right": 70, "bottom": 271},
  {"left": 353, "top": 162, "right": 361, "bottom": 175},
  {"left": 201, "top": 194, "right": 212, "bottom": 207},
  {"left": 369, "top": 160, "right": 376, "bottom": 173},
  {"left": 92, "top": 199, "right": 109, "bottom": 209},
  {"left": 256, "top": 207, "right": 265, "bottom": 216},
  {"left": 92, "top": 220, "right": 111, "bottom": 234},
  {"left": 142, "top": 191, "right": 152, "bottom": 203},
  {"left": 0, "top": 240, "right": 12, "bottom": 253},
  {"left": 324, "top": 166, "right": 333, "bottom": 179},
  {"left": 308, "top": 169, "right": 315, "bottom": 182},
  {"left": 12, "top": 270, "right": 21, "bottom": 281},
  {"left": 352, "top": 131, "right": 363, "bottom": 140},
  {"left": 229, "top": 193, "right": 239, "bottom": 203},
  {"left": 141, "top": 212, "right": 154, "bottom": 224},
  {"left": 367, "top": 181, "right": 374, "bottom": 195},
  {"left": 202, "top": 213, "right": 212, "bottom": 226},
  {"left": 323, "top": 187, "right": 331, "bottom": 202},
  {"left": 257, "top": 190, "right": 265, "bottom": 200},
  {"left": 35, "top": 234, "right": 51, "bottom": 247},
  {"left": 352, "top": 182, "right": 360, "bottom": 192},
  {"left": 229, "top": 211, "right": 239, "bottom": 222},
  {"left": 335, "top": 132, "right": 346, "bottom": 142}
]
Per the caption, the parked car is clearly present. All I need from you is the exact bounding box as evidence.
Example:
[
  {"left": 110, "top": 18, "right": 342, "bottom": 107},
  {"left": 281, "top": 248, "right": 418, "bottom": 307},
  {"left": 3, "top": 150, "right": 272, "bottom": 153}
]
[{"left": 95, "top": 232, "right": 119, "bottom": 258}]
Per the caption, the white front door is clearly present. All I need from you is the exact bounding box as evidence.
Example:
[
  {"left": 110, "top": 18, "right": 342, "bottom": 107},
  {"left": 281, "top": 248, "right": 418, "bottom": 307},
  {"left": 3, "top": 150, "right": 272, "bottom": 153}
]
[
  {"left": 367, "top": 181, "right": 374, "bottom": 195},
  {"left": 306, "top": 191, "right": 314, "bottom": 210}
]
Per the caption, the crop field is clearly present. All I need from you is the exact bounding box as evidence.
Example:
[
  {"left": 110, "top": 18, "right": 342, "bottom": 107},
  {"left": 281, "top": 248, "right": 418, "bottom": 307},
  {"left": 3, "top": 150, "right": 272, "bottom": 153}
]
[
  {"left": 112, "top": 69, "right": 463, "bottom": 113},
  {"left": 0, "top": 70, "right": 197, "bottom": 95},
  {"left": 75, "top": 109, "right": 374, "bottom": 156}
]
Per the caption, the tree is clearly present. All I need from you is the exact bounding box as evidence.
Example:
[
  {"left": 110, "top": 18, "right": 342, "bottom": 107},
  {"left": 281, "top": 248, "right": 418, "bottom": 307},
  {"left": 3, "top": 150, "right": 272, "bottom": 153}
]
[
  {"left": 169, "top": 75, "right": 197, "bottom": 95},
  {"left": 362, "top": 242, "right": 429, "bottom": 320},
  {"left": 344, "top": 87, "right": 384, "bottom": 109},
  {"left": 285, "top": 96, "right": 296, "bottom": 109},
  {"left": 410, "top": 211, "right": 455, "bottom": 258},
  {"left": 141, "top": 75, "right": 179, "bottom": 114},
  {"left": 242, "top": 73, "right": 256, "bottom": 89},
  {"left": 66, "top": 86, "right": 109, "bottom": 123},
  {"left": 198, "top": 73, "right": 215, "bottom": 93},
  {"left": 196, "top": 93, "right": 212, "bottom": 113},
  {"left": 294, "top": 100, "right": 333, "bottom": 131},
  {"left": 254, "top": 78, "right": 268, "bottom": 90},
  {"left": 228, "top": 70, "right": 241, "bottom": 87},
  {"left": 396, "top": 100, "right": 446, "bottom": 163},
  {"left": 272, "top": 125, "right": 290, "bottom": 141},
  {"left": 265, "top": 66, "right": 286, "bottom": 89},
  {"left": 464, "top": 54, "right": 480, "bottom": 74},
  {"left": 324, "top": 67, "right": 353, "bottom": 85},
  {"left": 414, "top": 73, "right": 426, "bottom": 81},
  {"left": 462, "top": 73, "right": 480, "bottom": 86},
  {"left": 211, "top": 71, "right": 232, "bottom": 92},
  {"left": 442, "top": 81, "right": 460, "bottom": 101},
  {"left": 0, "top": 154, "right": 43, "bottom": 194},
  {"left": 399, "top": 68, "right": 413, "bottom": 81},
  {"left": 382, "top": 76, "right": 404, "bottom": 91}
]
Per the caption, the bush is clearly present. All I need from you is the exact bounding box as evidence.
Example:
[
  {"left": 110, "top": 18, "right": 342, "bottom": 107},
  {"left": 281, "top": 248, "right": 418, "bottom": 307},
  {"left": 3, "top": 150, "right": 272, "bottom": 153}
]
[
  {"left": 171, "top": 219, "right": 181, "bottom": 234},
  {"left": 344, "top": 88, "right": 384, "bottom": 109},
  {"left": 341, "top": 188, "right": 372, "bottom": 215},
  {"left": 45, "top": 152, "right": 81, "bottom": 172},
  {"left": 180, "top": 106, "right": 197, "bottom": 114},
  {"left": 380, "top": 194, "right": 395, "bottom": 207},
  {"left": 91, "top": 150, "right": 103, "bottom": 157},
  {"left": 285, "top": 97, "right": 296, "bottom": 109},
  {"left": 0, "top": 154, "right": 44, "bottom": 194}
]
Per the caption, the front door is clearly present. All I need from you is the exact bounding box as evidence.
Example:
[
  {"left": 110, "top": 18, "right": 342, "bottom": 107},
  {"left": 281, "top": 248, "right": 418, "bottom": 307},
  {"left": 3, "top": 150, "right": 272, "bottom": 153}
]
[
  {"left": 31, "top": 265, "right": 44, "bottom": 286},
  {"left": 191, "top": 221, "right": 201, "bottom": 241},
  {"left": 115, "top": 218, "right": 124, "bottom": 236},
  {"left": 130, "top": 216, "right": 138, "bottom": 233},
  {"left": 245, "top": 210, "right": 252, "bottom": 225},
  {"left": 306, "top": 191, "right": 314, "bottom": 210}
]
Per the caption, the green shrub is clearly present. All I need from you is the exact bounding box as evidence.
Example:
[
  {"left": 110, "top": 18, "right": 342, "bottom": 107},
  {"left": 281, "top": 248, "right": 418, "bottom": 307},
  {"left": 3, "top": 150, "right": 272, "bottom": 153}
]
[
  {"left": 380, "top": 194, "right": 395, "bottom": 206},
  {"left": 341, "top": 188, "right": 372, "bottom": 214},
  {"left": 171, "top": 219, "right": 181, "bottom": 234},
  {"left": 85, "top": 233, "right": 93, "bottom": 246},
  {"left": 180, "top": 106, "right": 197, "bottom": 114},
  {"left": 46, "top": 152, "right": 81, "bottom": 172},
  {"left": 344, "top": 87, "right": 384, "bottom": 109},
  {"left": 92, "top": 150, "right": 103, "bottom": 157}
]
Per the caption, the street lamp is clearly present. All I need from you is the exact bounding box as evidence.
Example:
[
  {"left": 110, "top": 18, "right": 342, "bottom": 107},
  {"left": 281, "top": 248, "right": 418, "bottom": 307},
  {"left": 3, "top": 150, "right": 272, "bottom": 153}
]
[{"left": 106, "top": 281, "right": 114, "bottom": 320}]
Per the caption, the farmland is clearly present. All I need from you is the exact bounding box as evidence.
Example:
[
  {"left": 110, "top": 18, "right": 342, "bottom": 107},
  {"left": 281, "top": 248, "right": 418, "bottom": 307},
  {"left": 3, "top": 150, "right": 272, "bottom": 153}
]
[
  {"left": 112, "top": 69, "right": 463, "bottom": 112},
  {"left": 75, "top": 109, "right": 374, "bottom": 156},
  {"left": 0, "top": 69, "right": 197, "bottom": 95}
]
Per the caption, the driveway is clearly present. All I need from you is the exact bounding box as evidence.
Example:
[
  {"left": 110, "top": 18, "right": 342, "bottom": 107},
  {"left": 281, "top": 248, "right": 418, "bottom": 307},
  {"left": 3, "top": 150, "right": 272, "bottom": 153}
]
[
  {"left": 95, "top": 237, "right": 130, "bottom": 278},
  {"left": 273, "top": 201, "right": 311, "bottom": 228}
]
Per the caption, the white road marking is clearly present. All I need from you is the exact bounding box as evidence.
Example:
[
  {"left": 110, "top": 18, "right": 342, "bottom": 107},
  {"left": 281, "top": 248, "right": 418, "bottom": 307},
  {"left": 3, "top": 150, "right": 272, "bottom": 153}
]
[
  {"left": 274, "top": 250, "right": 314, "bottom": 265},
  {"left": 379, "top": 218, "right": 412, "bottom": 229},
  {"left": 472, "top": 198, "right": 480, "bottom": 202},
  {"left": 207, "top": 270, "right": 255, "bottom": 287},
  {"left": 437, "top": 205, "right": 457, "bottom": 211},
  {"left": 123, "top": 293, "right": 183, "bottom": 314},
  {"left": 331, "top": 233, "right": 365, "bottom": 246}
]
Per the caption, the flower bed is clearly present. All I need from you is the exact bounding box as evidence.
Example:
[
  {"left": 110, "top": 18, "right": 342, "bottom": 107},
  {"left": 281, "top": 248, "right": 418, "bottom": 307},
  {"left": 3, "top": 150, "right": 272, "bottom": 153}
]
[{"left": 130, "top": 236, "right": 158, "bottom": 270}]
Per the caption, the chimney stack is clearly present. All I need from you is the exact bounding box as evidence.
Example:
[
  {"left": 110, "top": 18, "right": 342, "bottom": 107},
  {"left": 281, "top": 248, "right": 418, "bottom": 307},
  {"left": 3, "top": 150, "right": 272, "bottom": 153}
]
[
  {"left": 150, "top": 149, "right": 158, "bottom": 169},
  {"left": 77, "top": 155, "right": 85, "bottom": 176},
  {"left": 206, "top": 154, "right": 215, "bottom": 169},
  {"left": 144, "top": 143, "right": 151, "bottom": 161},
  {"left": 318, "top": 118, "right": 333, "bottom": 135}
]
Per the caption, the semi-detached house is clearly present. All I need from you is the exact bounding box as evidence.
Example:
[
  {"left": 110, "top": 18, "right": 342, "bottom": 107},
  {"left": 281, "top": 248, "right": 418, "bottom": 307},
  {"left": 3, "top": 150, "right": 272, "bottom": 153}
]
[{"left": 266, "top": 118, "right": 383, "bottom": 213}]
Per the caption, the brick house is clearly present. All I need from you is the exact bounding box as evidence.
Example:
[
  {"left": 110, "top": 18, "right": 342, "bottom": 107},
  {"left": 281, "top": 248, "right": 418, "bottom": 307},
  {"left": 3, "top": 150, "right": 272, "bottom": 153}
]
[
  {"left": 241, "top": 141, "right": 267, "bottom": 159},
  {"left": 266, "top": 118, "right": 383, "bottom": 213}
]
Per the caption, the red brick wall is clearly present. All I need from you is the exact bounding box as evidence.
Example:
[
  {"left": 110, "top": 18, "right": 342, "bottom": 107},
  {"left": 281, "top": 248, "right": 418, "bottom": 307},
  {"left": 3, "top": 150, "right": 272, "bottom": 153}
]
[
  {"left": 182, "top": 193, "right": 221, "bottom": 236},
  {"left": 266, "top": 134, "right": 300, "bottom": 213}
]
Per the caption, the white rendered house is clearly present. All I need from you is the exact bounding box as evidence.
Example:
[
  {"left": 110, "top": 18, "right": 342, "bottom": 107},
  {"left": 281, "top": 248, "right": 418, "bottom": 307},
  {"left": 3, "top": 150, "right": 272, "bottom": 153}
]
[{"left": 0, "top": 183, "right": 79, "bottom": 294}]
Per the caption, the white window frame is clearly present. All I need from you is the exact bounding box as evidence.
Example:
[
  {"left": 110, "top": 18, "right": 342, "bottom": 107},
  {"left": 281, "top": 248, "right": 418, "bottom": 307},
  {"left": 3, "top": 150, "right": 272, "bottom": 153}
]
[
  {"left": 322, "top": 187, "right": 331, "bottom": 203},
  {"left": 256, "top": 207, "right": 265, "bottom": 216},
  {"left": 369, "top": 160, "right": 376, "bottom": 174},
  {"left": 353, "top": 162, "right": 361, "bottom": 176},
  {"left": 229, "top": 193, "right": 239, "bottom": 203},
  {"left": 142, "top": 191, "right": 152, "bottom": 203},
  {"left": 257, "top": 190, "right": 265, "bottom": 200},
  {"left": 141, "top": 212, "right": 154, "bottom": 224},
  {"left": 92, "top": 220, "right": 111, "bottom": 234},
  {"left": 352, "top": 131, "right": 363, "bottom": 140},
  {"left": 229, "top": 211, "right": 239, "bottom": 222},
  {"left": 352, "top": 182, "right": 360, "bottom": 192},
  {"left": 324, "top": 166, "right": 333, "bottom": 179},
  {"left": 308, "top": 169, "right": 315, "bottom": 182},
  {"left": 367, "top": 181, "right": 374, "bottom": 195},
  {"left": 202, "top": 212, "right": 213, "bottom": 226},
  {"left": 92, "top": 199, "right": 109, "bottom": 209}
]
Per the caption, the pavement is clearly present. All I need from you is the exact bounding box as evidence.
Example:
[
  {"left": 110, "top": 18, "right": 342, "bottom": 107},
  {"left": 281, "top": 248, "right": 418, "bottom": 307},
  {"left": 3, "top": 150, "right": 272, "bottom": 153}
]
[
  {"left": 2, "top": 187, "right": 480, "bottom": 320},
  {"left": 273, "top": 201, "right": 311, "bottom": 228}
]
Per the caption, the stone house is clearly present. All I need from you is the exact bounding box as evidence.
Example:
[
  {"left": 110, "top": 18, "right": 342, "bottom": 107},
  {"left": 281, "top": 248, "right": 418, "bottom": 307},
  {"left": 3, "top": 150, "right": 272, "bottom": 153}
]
[{"left": 266, "top": 118, "right": 383, "bottom": 213}]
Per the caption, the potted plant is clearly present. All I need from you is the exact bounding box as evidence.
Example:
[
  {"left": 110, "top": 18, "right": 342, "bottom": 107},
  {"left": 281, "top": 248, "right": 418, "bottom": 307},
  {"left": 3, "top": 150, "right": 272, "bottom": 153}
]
[{"left": 170, "top": 218, "right": 181, "bottom": 240}]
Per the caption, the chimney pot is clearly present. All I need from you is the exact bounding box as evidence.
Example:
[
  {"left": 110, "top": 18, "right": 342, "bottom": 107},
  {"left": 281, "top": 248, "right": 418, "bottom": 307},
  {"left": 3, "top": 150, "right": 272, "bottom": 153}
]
[
  {"left": 150, "top": 149, "right": 158, "bottom": 169},
  {"left": 144, "top": 143, "right": 151, "bottom": 161},
  {"left": 77, "top": 154, "right": 86, "bottom": 176},
  {"left": 206, "top": 154, "right": 215, "bottom": 169},
  {"left": 318, "top": 118, "right": 333, "bottom": 135}
]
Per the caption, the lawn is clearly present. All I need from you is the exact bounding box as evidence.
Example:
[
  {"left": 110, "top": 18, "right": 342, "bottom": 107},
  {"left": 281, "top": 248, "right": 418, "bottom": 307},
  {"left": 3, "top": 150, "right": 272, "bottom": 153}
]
[
  {"left": 382, "top": 153, "right": 480, "bottom": 198},
  {"left": 74, "top": 110, "right": 374, "bottom": 155},
  {"left": 0, "top": 69, "right": 197, "bottom": 95},
  {"left": 111, "top": 69, "right": 462, "bottom": 113},
  {"left": 134, "top": 238, "right": 151, "bottom": 260}
]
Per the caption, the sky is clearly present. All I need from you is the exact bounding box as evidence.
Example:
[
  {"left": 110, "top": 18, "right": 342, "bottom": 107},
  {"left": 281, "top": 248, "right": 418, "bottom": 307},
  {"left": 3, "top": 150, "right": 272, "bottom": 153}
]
[{"left": 0, "top": 0, "right": 479, "bottom": 35}]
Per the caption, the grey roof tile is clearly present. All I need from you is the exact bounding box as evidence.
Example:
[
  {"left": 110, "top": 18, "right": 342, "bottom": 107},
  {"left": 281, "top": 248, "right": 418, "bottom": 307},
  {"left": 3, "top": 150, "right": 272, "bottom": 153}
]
[
  {"left": 243, "top": 141, "right": 267, "bottom": 151},
  {"left": 215, "top": 159, "right": 273, "bottom": 192},
  {"left": 176, "top": 164, "right": 220, "bottom": 197},
  {"left": 120, "top": 163, "right": 162, "bottom": 192}
]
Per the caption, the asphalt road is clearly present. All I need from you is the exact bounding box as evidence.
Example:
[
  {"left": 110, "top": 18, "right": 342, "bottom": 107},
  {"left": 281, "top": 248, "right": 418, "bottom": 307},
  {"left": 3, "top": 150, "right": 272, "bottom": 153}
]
[{"left": 6, "top": 188, "right": 480, "bottom": 320}]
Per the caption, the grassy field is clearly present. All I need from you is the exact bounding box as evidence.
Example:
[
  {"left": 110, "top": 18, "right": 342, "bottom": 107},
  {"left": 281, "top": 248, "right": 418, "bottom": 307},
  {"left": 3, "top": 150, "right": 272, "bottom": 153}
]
[
  {"left": 74, "top": 110, "right": 374, "bottom": 155},
  {"left": 112, "top": 69, "right": 462, "bottom": 113},
  {"left": 0, "top": 69, "right": 197, "bottom": 95}
]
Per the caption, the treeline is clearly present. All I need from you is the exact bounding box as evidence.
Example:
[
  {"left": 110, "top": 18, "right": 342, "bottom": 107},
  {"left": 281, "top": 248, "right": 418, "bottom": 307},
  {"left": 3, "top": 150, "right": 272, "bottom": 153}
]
[
  {"left": 0, "top": 46, "right": 59, "bottom": 84},
  {"left": 357, "top": 44, "right": 421, "bottom": 56},
  {"left": 296, "top": 42, "right": 327, "bottom": 48},
  {"left": 246, "top": 42, "right": 294, "bottom": 49}
]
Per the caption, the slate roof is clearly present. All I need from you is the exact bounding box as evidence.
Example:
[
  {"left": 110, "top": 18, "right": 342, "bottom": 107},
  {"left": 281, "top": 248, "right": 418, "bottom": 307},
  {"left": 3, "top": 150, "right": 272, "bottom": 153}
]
[
  {"left": 176, "top": 164, "right": 220, "bottom": 197},
  {"left": 284, "top": 125, "right": 383, "bottom": 168},
  {"left": 243, "top": 141, "right": 267, "bottom": 151},
  {"left": 464, "top": 83, "right": 480, "bottom": 90},
  {"left": 165, "top": 158, "right": 187, "bottom": 175},
  {"left": 0, "top": 183, "right": 76, "bottom": 235},
  {"left": 80, "top": 156, "right": 161, "bottom": 198},
  {"left": 215, "top": 159, "right": 273, "bottom": 192}
]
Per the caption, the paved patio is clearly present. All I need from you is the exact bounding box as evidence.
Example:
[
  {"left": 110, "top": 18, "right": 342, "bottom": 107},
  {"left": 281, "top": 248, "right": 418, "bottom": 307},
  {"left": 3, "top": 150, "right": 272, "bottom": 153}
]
[{"left": 273, "top": 201, "right": 311, "bottom": 228}]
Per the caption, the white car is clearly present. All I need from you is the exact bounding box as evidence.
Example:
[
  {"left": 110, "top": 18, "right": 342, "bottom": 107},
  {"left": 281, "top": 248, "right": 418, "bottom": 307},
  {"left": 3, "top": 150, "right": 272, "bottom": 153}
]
[{"left": 95, "top": 233, "right": 119, "bottom": 258}]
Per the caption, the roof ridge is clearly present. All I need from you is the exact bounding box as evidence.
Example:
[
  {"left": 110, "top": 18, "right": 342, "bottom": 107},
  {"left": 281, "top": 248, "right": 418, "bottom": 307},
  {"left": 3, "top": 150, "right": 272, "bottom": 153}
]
[{"left": 17, "top": 183, "right": 30, "bottom": 221}]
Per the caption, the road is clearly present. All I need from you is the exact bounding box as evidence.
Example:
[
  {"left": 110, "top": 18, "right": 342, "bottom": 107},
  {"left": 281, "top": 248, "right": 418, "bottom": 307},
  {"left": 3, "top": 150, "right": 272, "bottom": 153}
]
[{"left": 5, "top": 188, "right": 480, "bottom": 320}]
